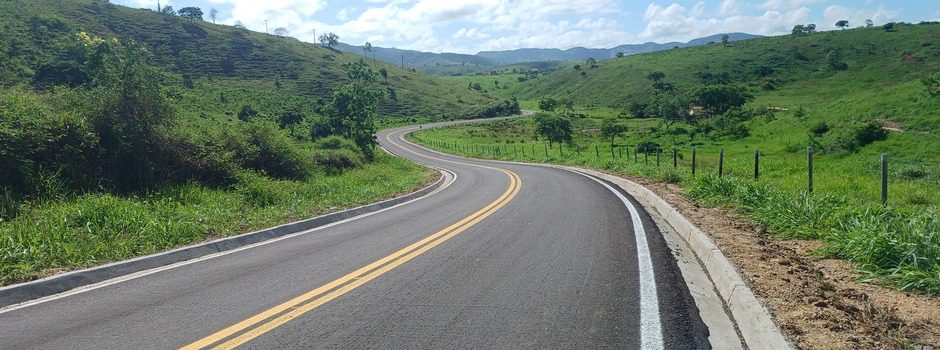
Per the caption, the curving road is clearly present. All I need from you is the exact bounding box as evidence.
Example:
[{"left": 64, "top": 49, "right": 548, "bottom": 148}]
[{"left": 0, "top": 121, "right": 710, "bottom": 349}]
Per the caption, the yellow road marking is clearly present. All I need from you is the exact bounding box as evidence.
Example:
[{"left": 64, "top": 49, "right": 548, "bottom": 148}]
[{"left": 181, "top": 166, "right": 521, "bottom": 350}]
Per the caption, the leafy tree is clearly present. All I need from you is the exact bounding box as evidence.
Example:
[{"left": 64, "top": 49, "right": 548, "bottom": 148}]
[
  {"left": 721, "top": 34, "right": 730, "bottom": 46},
  {"left": 379, "top": 67, "right": 388, "bottom": 84},
  {"left": 160, "top": 5, "right": 175, "bottom": 15},
  {"left": 363, "top": 42, "right": 373, "bottom": 63},
  {"left": 76, "top": 32, "right": 177, "bottom": 191},
  {"left": 534, "top": 114, "right": 572, "bottom": 147},
  {"left": 274, "top": 27, "right": 289, "bottom": 37},
  {"left": 615, "top": 52, "right": 625, "bottom": 58},
  {"left": 601, "top": 118, "right": 627, "bottom": 146},
  {"left": 694, "top": 84, "right": 753, "bottom": 115},
  {"left": 234, "top": 20, "right": 246, "bottom": 29},
  {"left": 326, "top": 59, "right": 384, "bottom": 160},
  {"left": 836, "top": 20, "right": 849, "bottom": 30},
  {"left": 177, "top": 7, "right": 202, "bottom": 22},
  {"left": 538, "top": 96, "right": 558, "bottom": 112},
  {"left": 647, "top": 71, "right": 666, "bottom": 82},
  {"left": 806, "top": 24, "right": 817, "bottom": 33},
  {"left": 585, "top": 57, "right": 597, "bottom": 67},
  {"left": 319, "top": 32, "right": 339, "bottom": 48},
  {"left": 791, "top": 24, "right": 806, "bottom": 36},
  {"left": 573, "top": 64, "right": 581, "bottom": 70},
  {"left": 883, "top": 22, "right": 896, "bottom": 32},
  {"left": 649, "top": 93, "right": 689, "bottom": 131},
  {"left": 209, "top": 8, "right": 218, "bottom": 24},
  {"left": 277, "top": 107, "right": 305, "bottom": 133},
  {"left": 865, "top": 19, "right": 874, "bottom": 28}
]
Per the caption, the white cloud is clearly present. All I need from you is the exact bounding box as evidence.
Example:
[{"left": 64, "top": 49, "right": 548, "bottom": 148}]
[
  {"left": 639, "top": 2, "right": 812, "bottom": 42},
  {"left": 822, "top": 5, "right": 900, "bottom": 29},
  {"left": 760, "top": 0, "right": 822, "bottom": 11}
]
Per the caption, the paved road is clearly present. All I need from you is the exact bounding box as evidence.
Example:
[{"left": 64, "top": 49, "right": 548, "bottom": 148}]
[{"left": 0, "top": 122, "right": 710, "bottom": 349}]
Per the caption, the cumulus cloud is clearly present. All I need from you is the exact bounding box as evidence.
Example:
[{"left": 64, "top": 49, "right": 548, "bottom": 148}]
[
  {"left": 822, "top": 5, "right": 900, "bottom": 29},
  {"left": 639, "top": 1, "right": 812, "bottom": 42}
]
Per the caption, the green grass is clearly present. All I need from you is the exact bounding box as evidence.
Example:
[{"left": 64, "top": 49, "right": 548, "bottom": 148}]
[
  {"left": 0, "top": 152, "right": 435, "bottom": 285},
  {"left": 409, "top": 116, "right": 940, "bottom": 295}
]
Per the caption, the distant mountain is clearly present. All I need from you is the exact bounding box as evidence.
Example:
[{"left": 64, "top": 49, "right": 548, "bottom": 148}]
[
  {"left": 478, "top": 33, "right": 764, "bottom": 64},
  {"left": 337, "top": 33, "right": 764, "bottom": 74}
]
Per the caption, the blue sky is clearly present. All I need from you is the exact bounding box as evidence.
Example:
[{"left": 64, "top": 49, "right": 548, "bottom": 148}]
[{"left": 122, "top": 0, "right": 940, "bottom": 53}]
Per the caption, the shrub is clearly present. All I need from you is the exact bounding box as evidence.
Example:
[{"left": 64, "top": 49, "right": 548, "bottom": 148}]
[
  {"left": 315, "top": 135, "right": 358, "bottom": 151},
  {"left": 810, "top": 122, "right": 830, "bottom": 136},
  {"left": 823, "top": 121, "right": 887, "bottom": 153},
  {"left": 241, "top": 121, "right": 311, "bottom": 180},
  {"left": 312, "top": 149, "right": 363, "bottom": 173}
]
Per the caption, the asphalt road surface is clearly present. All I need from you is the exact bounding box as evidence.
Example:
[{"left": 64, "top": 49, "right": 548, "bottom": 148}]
[{"left": 0, "top": 123, "right": 711, "bottom": 349}]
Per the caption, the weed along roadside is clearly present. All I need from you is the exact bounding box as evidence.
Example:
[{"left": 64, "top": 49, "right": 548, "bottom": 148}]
[{"left": 408, "top": 117, "right": 940, "bottom": 349}]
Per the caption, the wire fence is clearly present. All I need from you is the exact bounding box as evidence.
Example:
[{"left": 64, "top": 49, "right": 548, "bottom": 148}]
[{"left": 419, "top": 138, "right": 940, "bottom": 206}]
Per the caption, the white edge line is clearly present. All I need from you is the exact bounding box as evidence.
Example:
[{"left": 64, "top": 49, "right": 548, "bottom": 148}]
[
  {"left": 0, "top": 169, "right": 457, "bottom": 315},
  {"left": 566, "top": 171, "right": 665, "bottom": 350}
]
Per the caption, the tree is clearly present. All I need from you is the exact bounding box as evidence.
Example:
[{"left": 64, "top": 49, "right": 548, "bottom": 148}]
[
  {"left": 559, "top": 98, "right": 574, "bottom": 116},
  {"left": 585, "top": 57, "right": 597, "bottom": 67},
  {"left": 791, "top": 24, "right": 806, "bottom": 36},
  {"left": 319, "top": 32, "right": 339, "bottom": 48},
  {"left": 379, "top": 68, "right": 388, "bottom": 84},
  {"left": 538, "top": 96, "right": 558, "bottom": 112},
  {"left": 649, "top": 93, "right": 689, "bottom": 131},
  {"left": 274, "top": 27, "right": 289, "bottom": 37},
  {"left": 277, "top": 107, "right": 305, "bottom": 133},
  {"left": 865, "top": 19, "right": 874, "bottom": 28},
  {"left": 601, "top": 118, "right": 627, "bottom": 146},
  {"left": 694, "top": 84, "right": 754, "bottom": 115},
  {"left": 615, "top": 52, "right": 625, "bottom": 58},
  {"left": 363, "top": 42, "right": 373, "bottom": 63},
  {"left": 209, "top": 8, "right": 218, "bottom": 24},
  {"left": 883, "top": 22, "right": 896, "bottom": 32},
  {"left": 234, "top": 20, "right": 246, "bottom": 29},
  {"left": 177, "top": 7, "right": 203, "bottom": 22},
  {"left": 160, "top": 5, "right": 175, "bottom": 15},
  {"left": 647, "top": 71, "right": 666, "bottom": 82},
  {"left": 806, "top": 24, "right": 817, "bottom": 33},
  {"left": 75, "top": 32, "right": 177, "bottom": 191},
  {"left": 836, "top": 20, "right": 849, "bottom": 30},
  {"left": 721, "top": 34, "right": 730, "bottom": 46},
  {"left": 325, "top": 59, "right": 384, "bottom": 160},
  {"left": 534, "top": 114, "right": 572, "bottom": 147}
]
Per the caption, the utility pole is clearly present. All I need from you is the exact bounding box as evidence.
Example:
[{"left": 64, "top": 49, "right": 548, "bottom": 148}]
[
  {"left": 157, "top": 0, "right": 160, "bottom": 12},
  {"left": 264, "top": 20, "right": 268, "bottom": 34}
]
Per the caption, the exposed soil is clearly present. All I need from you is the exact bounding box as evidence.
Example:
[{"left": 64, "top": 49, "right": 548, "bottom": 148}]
[{"left": 629, "top": 177, "right": 940, "bottom": 350}]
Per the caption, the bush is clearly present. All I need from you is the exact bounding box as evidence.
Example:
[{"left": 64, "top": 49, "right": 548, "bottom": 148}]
[
  {"left": 315, "top": 135, "right": 358, "bottom": 151},
  {"left": 312, "top": 149, "right": 363, "bottom": 173},
  {"left": 823, "top": 120, "right": 888, "bottom": 153},
  {"left": 809, "top": 122, "right": 830, "bottom": 136},
  {"left": 241, "top": 121, "right": 311, "bottom": 180}
]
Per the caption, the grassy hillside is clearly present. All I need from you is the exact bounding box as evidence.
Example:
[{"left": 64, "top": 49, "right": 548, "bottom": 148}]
[{"left": 0, "top": 0, "right": 499, "bottom": 119}]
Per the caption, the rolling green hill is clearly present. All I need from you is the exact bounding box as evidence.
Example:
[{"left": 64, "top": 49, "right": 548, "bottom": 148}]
[
  {"left": 0, "top": 0, "right": 499, "bottom": 119},
  {"left": 510, "top": 22, "right": 940, "bottom": 132}
]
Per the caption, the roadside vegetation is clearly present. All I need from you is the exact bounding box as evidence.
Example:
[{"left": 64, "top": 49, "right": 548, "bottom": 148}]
[
  {"left": 410, "top": 22, "right": 940, "bottom": 295},
  {"left": 0, "top": 0, "right": 522, "bottom": 285}
]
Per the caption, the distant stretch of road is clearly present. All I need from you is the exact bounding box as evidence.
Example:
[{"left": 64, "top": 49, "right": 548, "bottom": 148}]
[{"left": 0, "top": 121, "right": 710, "bottom": 349}]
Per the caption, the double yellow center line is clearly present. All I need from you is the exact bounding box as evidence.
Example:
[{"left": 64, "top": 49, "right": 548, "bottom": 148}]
[{"left": 181, "top": 168, "right": 522, "bottom": 350}]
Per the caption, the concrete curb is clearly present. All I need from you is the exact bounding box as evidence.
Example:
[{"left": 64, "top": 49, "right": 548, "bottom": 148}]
[
  {"left": 0, "top": 171, "right": 448, "bottom": 308},
  {"left": 559, "top": 166, "right": 794, "bottom": 350}
]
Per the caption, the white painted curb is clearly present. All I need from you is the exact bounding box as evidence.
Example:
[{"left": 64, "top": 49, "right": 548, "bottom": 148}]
[{"left": 560, "top": 166, "right": 794, "bottom": 350}]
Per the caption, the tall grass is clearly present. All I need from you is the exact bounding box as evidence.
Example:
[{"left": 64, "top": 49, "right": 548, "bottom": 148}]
[{"left": 0, "top": 152, "right": 433, "bottom": 285}]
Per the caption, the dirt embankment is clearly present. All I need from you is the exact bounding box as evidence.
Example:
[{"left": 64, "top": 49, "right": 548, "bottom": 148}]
[{"left": 631, "top": 178, "right": 940, "bottom": 350}]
